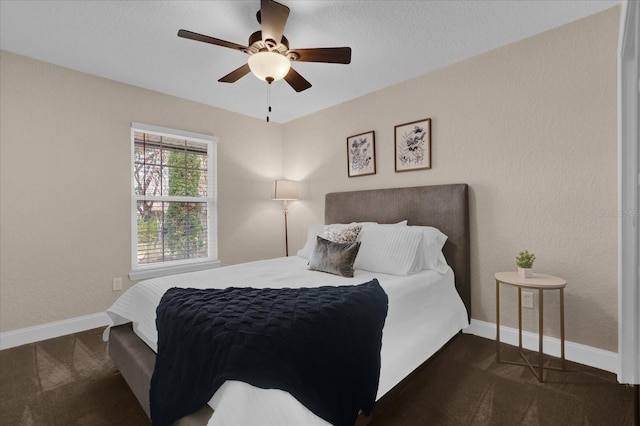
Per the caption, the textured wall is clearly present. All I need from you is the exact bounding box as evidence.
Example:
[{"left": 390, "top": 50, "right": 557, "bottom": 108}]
[
  {"left": 0, "top": 51, "right": 285, "bottom": 332},
  {"left": 0, "top": 7, "right": 620, "bottom": 352},
  {"left": 282, "top": 8, "right": 620, "bottom": 352}
]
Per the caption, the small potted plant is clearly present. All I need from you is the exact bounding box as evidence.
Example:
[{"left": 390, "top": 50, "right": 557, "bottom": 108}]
[{"left": 516, "top": 250, "right": 536, "bottom": 278}]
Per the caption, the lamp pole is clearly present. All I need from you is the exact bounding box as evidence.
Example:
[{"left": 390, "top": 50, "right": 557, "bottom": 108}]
[
  {"left": 273, "top": 179, "right": 298, "bottom": 257},
  {"left": 282, "top": 199, "right": 289, "bottom": 256}
]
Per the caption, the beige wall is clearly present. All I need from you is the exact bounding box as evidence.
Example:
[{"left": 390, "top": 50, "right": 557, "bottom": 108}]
[
  {"left": 0, "top": 51, "right": 285, "bottom": 332},
  {"left": 283, "top": 7, "right": 620, "bottom": 352},
  {"left": 0, "top": 7, "right": 620, "bottom": 353}
]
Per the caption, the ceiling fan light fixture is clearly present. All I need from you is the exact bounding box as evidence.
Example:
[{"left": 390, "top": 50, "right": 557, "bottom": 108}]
[{"left": 248, "top": 51, "right": 291, "bottom": 82}]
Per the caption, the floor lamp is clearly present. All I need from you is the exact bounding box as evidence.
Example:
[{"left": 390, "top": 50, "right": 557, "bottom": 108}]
[{"left": 272, "top": 180, "right": 299, "bottom": 256}]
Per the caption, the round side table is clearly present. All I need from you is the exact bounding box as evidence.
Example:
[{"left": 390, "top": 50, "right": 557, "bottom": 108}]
[{"left": 495, "top": 271, "right": 567, "bottom": 382}]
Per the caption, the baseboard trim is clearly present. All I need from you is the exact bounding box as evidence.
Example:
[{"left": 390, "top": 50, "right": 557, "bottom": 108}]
[
  {"left": 0, "top": 315, "right": 619, "bottom": 374},
  {"left": 465, "top": 319, "right": 618, "bottom": 374},
  {"left": 0, "top": 312, "right": 110, "bottom": 350}
]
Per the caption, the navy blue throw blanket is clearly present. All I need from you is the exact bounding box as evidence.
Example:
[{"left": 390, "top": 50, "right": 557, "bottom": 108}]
[{"left": 150, "top": 279, "right": 388, "bottom": 426}]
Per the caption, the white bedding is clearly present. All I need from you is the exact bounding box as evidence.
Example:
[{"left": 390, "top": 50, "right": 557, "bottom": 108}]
[{"left": 105, "top": 256, "right": 468, "bottom": 425}]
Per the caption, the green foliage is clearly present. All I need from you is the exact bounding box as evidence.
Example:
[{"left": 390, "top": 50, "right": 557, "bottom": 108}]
[
  {"left": 516, "top": 250, "right": 536, "bottom": 268},
  {"left": 165, "top": 152, "right": 204, "bottom": 257},
  {"left": 137, "top": 216, "right": 159, "bottom": 245},
  {"left": 167, "top": 152, "right": 201, "bottom": 197}
]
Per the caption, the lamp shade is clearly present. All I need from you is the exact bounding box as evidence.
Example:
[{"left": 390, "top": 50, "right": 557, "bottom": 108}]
[
  {"left": 272, "top": 180, "right": 298, "bottom": 200},
  {"left": 248, "top": 51, "right": 291, "bottom": 82}
]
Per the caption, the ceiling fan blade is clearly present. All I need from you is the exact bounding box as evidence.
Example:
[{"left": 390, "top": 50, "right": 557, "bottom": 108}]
[
  {"left": 288, "top": 47, "right": 352, "bottom": 64},
  {"left": 178, "top": 29, "right": 247, "bottom": 52},
  {"left": 218, "top": 64, "right": 251, "bottom": 83},
  {"left": 260, "top": 0, "right": 289, "bottom": 45},
  {"left": 284, "top": 67, "right": 312, "bottom": 92}
]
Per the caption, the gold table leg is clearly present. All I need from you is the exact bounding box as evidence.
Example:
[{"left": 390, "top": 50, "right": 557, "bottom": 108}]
[
  {"left": 497, "top": 277, "right": 566, "bottom": 383},
  {"left": 518, "top": 288, "right": 522, "bottom": 350},
  {"left": 538, "top": 289, "right": 544, "bottom": 382},
  {"left": 560, "top": 288, "right": 565, "bottom": 371},
  {"left": 496, "top": 280, "right": 500, "bottom": 362}
]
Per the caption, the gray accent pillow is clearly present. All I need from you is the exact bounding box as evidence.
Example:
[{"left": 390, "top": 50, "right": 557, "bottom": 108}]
[{"left": 308, "top": 236, "right": 361, "bottom": 277}]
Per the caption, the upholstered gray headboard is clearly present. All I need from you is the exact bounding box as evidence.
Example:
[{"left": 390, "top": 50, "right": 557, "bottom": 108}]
[{"left": 325, "top": 184, "right": 470, "bottom": 319}]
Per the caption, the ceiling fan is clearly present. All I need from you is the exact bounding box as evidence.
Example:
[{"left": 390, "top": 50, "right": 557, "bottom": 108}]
[{"left": 177, "top": 0, "right": 352, "bottom": 93}]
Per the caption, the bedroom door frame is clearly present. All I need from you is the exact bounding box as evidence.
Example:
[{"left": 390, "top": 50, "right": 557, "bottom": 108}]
[{"left": 618, "top": 0, "right": 640, "bottom": 386}]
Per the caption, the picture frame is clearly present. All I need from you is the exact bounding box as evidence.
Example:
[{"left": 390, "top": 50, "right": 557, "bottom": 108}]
[
  {"left": 394, "top": 118, "right": 431, "bottom": 172},
  {"left": 347, "top": 130, "right": 376, "bottom": 177}
]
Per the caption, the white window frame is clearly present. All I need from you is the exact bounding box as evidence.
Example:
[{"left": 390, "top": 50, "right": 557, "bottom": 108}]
[{"left": 129, "top": 122, "right": 219, "bottom": 281}]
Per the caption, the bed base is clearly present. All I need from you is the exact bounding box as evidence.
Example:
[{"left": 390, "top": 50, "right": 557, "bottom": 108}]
[
  {"left": 109, "top": 323, "right": 214, "bottom": 424},
  {"left": 109, "top": 323, "right": 462, "bottom": 425}
]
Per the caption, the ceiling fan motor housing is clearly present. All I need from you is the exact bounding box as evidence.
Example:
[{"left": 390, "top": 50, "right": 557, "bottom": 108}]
[{"left": 247, "top": 31, "right": 290, "bottom": 56}]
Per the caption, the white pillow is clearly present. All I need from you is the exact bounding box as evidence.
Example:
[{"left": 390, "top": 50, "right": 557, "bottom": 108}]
[
  {"left": 354, "top": 226, "right": 423, "bottom": 275},
  {"left": 297, "top": 224, "right": 325, "bottom": 259},
  {"left": 371, "top": 220, "right": 408, "bottom": 227},
  {"left": 410, "top": 226, "right": 449, "bottom": 273}
]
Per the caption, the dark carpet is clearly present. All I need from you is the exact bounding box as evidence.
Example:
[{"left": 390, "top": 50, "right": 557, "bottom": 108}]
[
  {"left": 0, "top": 327, "right": 150, "bottom": 426},
  {"left": 0, "top": 328, "right": 636, "bottom": 425},
  {"left": 371, "top": 334, "right": 637, "bottom": 426}
]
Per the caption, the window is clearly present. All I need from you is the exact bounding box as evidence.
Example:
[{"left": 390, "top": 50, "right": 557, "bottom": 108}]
[{"left": 130, "top": 123, "right": 218, "bottom": 280}]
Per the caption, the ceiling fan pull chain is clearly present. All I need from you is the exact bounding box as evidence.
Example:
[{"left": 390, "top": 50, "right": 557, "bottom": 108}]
[{"left": 266, "top": 81, "right": 272, "bottom": 122}]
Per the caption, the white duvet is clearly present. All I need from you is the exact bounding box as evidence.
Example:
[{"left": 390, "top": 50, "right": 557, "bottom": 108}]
[{"left": 105, "top": 256, "right": 468, "bottom": 425}]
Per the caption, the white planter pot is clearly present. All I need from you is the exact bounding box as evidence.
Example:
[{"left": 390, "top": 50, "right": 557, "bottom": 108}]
[{"left": 518, "top": 267, "right": 533, "bottom": 278}]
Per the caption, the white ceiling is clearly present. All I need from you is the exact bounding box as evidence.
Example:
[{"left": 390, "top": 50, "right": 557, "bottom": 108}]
[{"left": 0, "top": 0, "right": 620, "bottom": 123}]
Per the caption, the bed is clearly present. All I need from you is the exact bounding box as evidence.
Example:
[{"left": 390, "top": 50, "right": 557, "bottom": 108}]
[{"left": 105, "top": 183, "right": 471, "bottom": 425}]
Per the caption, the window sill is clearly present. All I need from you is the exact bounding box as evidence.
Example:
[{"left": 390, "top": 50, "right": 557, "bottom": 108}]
[{"left": 129, "top": 259, "right": 221, "bottom": 281}]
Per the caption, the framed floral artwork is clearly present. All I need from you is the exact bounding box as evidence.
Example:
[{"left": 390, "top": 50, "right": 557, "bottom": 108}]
[
  {"left": 347, "top": 130, "right": 376, "bottom": 177},
  {"left": 394, "top": 118, "right": 431, "bottom": 172}
]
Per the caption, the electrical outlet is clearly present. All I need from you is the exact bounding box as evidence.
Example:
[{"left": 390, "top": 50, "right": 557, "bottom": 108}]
[
  {"left": 112, "top": 277, "right": 123, "bottom": 292},
  {"left": 521, "top": 291, "right": 535, "bottom": 309}
]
